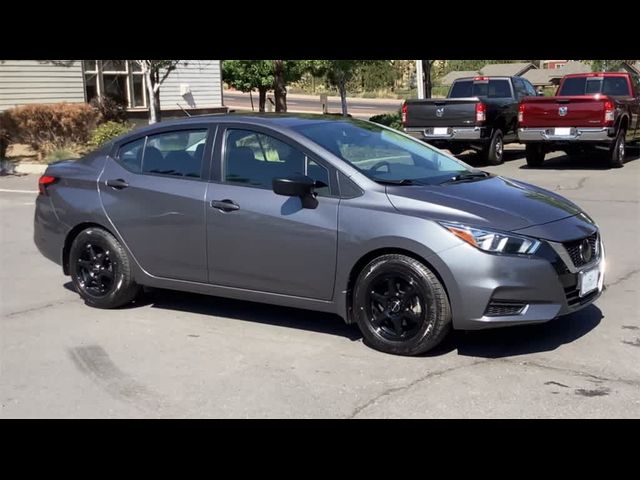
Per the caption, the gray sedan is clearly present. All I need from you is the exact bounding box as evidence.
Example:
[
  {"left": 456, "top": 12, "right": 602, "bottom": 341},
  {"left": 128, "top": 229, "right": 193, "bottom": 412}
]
[{"left": 34, "top": 114, "right": 605, "bottom": 355}]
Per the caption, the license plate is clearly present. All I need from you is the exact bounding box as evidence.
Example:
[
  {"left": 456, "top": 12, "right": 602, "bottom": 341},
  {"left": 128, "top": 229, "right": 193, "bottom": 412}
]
[
  {"left": 433, "top": 127, "right": 449, "bottom": 135},
  {"left": 579, "top": 266, "right": 600, "bottom": 297},
  {"left": 554, "top": 127, "right": 571, "bottom": 136}
]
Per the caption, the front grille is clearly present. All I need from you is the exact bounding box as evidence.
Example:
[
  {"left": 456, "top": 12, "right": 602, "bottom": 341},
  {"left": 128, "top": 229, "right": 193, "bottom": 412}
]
[
  {"left": 484, "top": 302, "right": 526, "bottom": 317},
  {"left": 564, "top": 285, "right": 599, "bottom": 308},
  {"left": 563, "top": 233, "right": 599, "bottom": 269}
]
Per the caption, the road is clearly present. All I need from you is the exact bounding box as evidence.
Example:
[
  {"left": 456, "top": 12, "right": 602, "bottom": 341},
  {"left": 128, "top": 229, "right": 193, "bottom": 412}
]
[
  {"left": 223, "top": 90, "right": 402, "bottom": 119},
  {"left": 1, "top": 148, "right": 639, "bottom": 418}
]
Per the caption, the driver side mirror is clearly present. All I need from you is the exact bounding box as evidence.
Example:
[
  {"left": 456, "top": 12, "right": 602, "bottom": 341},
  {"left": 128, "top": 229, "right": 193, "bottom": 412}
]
[{"left": 272, "top": 175, "right": 318, "bottom": 209}]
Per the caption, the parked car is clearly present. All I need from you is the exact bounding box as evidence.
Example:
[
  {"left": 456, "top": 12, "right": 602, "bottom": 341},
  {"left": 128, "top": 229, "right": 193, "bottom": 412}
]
[
  {"left": 518, "top": 72, "right": 640, "bottom": 168},
  {"left": 34, "top": 114, "right": 605, "bottom": 356},
  {"left": 402, "top": 76, "right": 538, "bottom": 164}
]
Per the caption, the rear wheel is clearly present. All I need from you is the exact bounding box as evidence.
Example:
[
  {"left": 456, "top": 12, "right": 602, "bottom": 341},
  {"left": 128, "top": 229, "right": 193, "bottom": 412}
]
[
  {"left": 525, "top": 144, "right": 545, "bottom": 167},
  {"left": 69, "top": 227, "right": 140, "bottom": 308},
  {"left": 608, "top": 129, "right": 626, "bottom": 168},
  {"left": 352, "top": 254, "right": 451, "bottom": 356},
  {"left": 483, "top": 129, "right": 504, "bottom": 165}
]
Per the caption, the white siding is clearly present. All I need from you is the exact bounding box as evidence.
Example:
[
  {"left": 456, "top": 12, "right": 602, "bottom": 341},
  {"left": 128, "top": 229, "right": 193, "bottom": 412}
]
[
  {"left": 159, "top": 60, "right": 222, "bottom": 111},
  {"left": 0, "top": 60, "right": 85, "bottom": 111}
]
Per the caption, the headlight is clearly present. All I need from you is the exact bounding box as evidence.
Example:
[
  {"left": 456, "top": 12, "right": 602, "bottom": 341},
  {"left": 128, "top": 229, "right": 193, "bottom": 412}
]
[{"left": 439, "top": 222, "right": 541, "bottom": 255}]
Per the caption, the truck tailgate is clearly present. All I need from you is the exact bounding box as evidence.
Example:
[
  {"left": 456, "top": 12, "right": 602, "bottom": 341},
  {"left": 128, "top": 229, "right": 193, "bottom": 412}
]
[
  {"left": 404, "top": 97, "right": 479, "bottom": 128},
  {"left": 520, "top": 96, "right": 608, "bottom": 127}
]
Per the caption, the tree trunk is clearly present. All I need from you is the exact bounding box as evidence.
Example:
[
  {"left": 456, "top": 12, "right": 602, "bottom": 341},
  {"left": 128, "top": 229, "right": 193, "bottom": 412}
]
[
  {"left": 339, "top": 81, "right": 348, "bottom": 116},
  {"left": 144, "top": 68, "right": 159, "bottom": 124},
  {"left": 273, "top": 60, "right": 287, "bottom": 112},
  {"left": 258, "top": 87, "right": 267, "bottom": 113},
  {"left": 422, "top": 60, "right": 433, "bottom": 99}
]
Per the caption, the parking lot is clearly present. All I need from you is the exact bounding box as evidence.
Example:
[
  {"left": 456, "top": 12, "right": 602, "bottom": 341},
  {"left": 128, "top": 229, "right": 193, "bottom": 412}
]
[{"left": 1, "top": 147, "right": 639, "bottom": 418}]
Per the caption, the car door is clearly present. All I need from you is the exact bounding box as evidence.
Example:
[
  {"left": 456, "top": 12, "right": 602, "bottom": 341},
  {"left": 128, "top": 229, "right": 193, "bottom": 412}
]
[
  {"left": 205, "top": 125, "right": 339, "bottom": 300},
  {"left": 99, "top": 125, "right": 214, "bottom": 282}
]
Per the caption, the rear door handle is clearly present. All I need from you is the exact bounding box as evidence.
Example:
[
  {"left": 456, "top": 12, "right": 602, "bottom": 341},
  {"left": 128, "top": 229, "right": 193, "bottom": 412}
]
[
  {"left": 210, "top": 199, "right": 240, "bottom": 212},
  {"left": 105, "top": 178, "right": 129, "bottom": 189}
]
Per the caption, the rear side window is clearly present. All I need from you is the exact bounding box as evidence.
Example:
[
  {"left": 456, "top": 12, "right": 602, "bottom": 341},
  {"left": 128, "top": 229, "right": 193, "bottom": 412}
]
[
  {"left": 450, "top": 79, "right": 512, "bottom": 98},
  {"left": 118, "top": 137, "right": 145, "bottom": 173},
  {"left": 560, "top": 76, "right": 630, "bottom": 96},
  {"left": 143, "top": 130, "right": 207, "bottom": 178}
]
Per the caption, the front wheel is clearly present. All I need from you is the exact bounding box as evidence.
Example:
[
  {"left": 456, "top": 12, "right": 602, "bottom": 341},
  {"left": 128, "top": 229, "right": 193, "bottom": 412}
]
[
  {"left": 69, "top": 227, "right": 140, "bottom": 308},
  {"left": 608, "top": 129, "right": 626, "bottom": 168},
  {"left": 352, "top": 254, "right": 452, "bottom": 356}
]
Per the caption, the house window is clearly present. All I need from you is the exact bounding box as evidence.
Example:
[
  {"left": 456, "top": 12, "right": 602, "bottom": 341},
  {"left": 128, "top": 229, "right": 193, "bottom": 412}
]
[{"left": 83, "top": 60, "right": 147, "bottom": 109}]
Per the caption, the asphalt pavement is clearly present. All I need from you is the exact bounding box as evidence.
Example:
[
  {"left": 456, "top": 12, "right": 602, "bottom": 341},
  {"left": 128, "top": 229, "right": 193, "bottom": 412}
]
[{"left": 1, "top": 147, "right": 639, "bottom": 418}]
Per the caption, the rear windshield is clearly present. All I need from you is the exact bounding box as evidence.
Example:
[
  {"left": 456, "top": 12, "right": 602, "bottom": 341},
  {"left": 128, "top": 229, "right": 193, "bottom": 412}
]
[
  {"left": 449, "top": 79, "right": 512, "bottom": 98},
  {"left": 559, "top": 76, "right": 630, "bottom": 96}
]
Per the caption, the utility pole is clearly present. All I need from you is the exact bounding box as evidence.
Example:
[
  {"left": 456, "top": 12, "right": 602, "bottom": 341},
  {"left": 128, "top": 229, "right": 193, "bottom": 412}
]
[{"left": 416, "top": 60, "right": 425, "bottom": 99}]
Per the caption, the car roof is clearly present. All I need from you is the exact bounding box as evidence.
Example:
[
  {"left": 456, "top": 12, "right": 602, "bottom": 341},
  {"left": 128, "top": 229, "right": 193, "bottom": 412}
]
[{"left": 126, "top": 112, "right": 360, "bottom": 137}]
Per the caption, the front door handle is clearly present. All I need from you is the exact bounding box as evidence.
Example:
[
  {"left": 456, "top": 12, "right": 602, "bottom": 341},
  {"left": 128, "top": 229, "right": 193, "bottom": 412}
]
[
  {"left": 105, "top": 178, "right": 129, "bottom": 190},
  {"left": 210, "top": 199, "right": 240, "bottom": 212}
]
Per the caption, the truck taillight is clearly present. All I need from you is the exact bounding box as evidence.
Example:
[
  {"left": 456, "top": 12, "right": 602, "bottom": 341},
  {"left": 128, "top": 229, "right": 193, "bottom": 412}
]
[
  {"left": 604, "top": 100, "right": 614, "bottom": 125},
  {"left": 475, "top": 102, "right": 486, "bottom": 123},
  {"left": 401, "top": 102, "right": 407, "bottom": 124},
  {"left": 38, "top": 175, "right": 57, "bottom": 195},
  {"left": 518, "top": 103, "right": 525, "bottom": 123}
]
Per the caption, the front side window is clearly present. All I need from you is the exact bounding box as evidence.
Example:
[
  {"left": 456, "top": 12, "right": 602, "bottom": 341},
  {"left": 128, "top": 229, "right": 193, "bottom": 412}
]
[
  {"left": 224, "top": 129, "right": 330, "bottom": 194},
  {"left": 292, "top": 120, "right": 473, "bottom": 185},
  {"left": 143, "top": 130, "right": 207, "bottom": 178}
]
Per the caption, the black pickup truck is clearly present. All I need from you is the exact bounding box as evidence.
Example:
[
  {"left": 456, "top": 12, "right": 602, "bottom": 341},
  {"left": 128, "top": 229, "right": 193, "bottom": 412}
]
[{"left": 402, "top": 76, "right": 539, "bottom": 164}]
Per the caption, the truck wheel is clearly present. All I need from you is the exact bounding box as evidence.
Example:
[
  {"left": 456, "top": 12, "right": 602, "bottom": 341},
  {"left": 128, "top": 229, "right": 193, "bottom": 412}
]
[
  {"left": 484, "top": 130, "right": 504, "bottom": 165},
  {"left": 525, "top": 144, "right": 545, "bottom": 167},
  {"left": 609, "top": 129, "right": 626, "bottom": 168}
]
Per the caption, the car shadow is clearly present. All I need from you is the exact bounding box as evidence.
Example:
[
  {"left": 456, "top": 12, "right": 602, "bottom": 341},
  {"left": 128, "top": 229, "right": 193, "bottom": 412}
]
[
  {"left": 64, "top": 283, "right": 602, "bottom": 357},
  {"left": 425, "top": 304, "right": 603, "bottom": 358},
  {"left": 454, "top": 149, "right": 524, "bottom": 168},
  {"left": 519, "top": 149, "right": 640, "bottom": 170}
]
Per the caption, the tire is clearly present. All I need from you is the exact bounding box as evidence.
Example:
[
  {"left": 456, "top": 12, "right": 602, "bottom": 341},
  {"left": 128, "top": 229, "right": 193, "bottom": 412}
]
[
  {"left": 525, "top": 143, "right": 545, "bottom": 167},
  {"left": 483, "top": 129, "right": 504, "bottom": 165},
  {"left": 608, "top": 129, "right": 626, "bottom": 168},
  {"left": 352, "top": 254, "right": 452, "bottom": 356},
  {"left": 69, "top": 227, "right": 140, "bottom": 308}
]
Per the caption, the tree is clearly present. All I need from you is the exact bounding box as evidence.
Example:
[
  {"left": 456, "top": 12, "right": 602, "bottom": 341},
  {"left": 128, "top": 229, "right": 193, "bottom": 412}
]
[
  {"left": 271, "top": 60, "right": 316, "bottom": 112},
  {"left": 135, "top": 60, "right": 182, "bottom": 124},
  {"left": 420, "top": 60, "right": 438, "bottom": 98},
  {"left": 222, "top": 60, "right": 273, "bottom": 112},
  {"left": 313, "top": 60, "right": 362, "bottom": 115},
  {"left": 584, "top": 60, "right": 638, "bottom": 72}
]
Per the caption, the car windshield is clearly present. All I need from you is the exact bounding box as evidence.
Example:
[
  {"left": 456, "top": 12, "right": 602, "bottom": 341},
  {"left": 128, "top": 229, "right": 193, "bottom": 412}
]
[{"left": 291, "top": 120, "right": 474, "bottom": 184}]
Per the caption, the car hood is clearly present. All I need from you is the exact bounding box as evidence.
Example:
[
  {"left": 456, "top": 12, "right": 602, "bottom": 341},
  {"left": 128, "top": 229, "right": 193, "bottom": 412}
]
[{"left": 385, "top": 175, "right": 585, "bottom": 232}]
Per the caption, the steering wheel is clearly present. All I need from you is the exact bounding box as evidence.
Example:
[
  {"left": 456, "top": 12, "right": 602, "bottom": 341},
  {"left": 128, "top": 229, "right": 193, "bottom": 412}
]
[{"left": 369, "top": 160, "right": 391, "bottom": 173}]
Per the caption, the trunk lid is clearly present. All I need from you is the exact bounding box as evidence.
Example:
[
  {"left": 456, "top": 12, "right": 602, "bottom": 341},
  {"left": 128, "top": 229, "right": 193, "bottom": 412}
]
[
  {"left": 404, "top": 98, "right": 480, "bottom": 128},
  {"left": 520, "top": 95, "right": 609, "bottom": 127}
]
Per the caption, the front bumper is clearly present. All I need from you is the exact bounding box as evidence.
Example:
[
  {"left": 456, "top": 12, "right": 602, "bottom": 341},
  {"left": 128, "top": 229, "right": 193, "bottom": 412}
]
[
  {"left": 436, "top": 233, "right": 604, "bottom": 331},
  {"left": 518, "top": 126, "right": 615, "bottom": 143},
  {"left": 404, "top": 126, "right": 490, "bottom": 142}
]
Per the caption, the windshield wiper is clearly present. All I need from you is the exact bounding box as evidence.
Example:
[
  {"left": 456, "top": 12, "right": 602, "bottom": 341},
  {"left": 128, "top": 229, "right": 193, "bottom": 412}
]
[
  {"left": 374, "top": 178, "right": 417, "bottom": 186},
  {"left": 440, "top": 171, "right": 490, "bottom": 184}
]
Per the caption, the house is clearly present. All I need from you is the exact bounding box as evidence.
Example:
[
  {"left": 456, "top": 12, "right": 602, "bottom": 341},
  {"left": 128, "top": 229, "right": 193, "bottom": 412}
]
[
  {"left": 522, "top": 69, "right": 554, "bottom": 88},
  {"left": 437, "top": 63, "right": 537, "bottom": 86},
  {"left": 541, "top": 60, "right": 568, "bottom": 70},
  {"left": 0, "top": 60, "right": 226, "bottom": 118}
]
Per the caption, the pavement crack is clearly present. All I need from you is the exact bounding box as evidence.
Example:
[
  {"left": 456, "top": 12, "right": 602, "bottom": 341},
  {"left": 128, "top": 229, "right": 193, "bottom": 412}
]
[
  {"left": 499, "top": 359, "right": 640, "bottom": 388},
  {"left": 605, "top": 267, "right": 640, "bottom": 289},
  {"left": 347, "top": 360, "right": 488, "bottom": 419},
  {"left": 554, "top": 176, "right": 588, "bottom": 192},
  {"left": 4, "top": 298, "right": 77, "bottom": 318}
]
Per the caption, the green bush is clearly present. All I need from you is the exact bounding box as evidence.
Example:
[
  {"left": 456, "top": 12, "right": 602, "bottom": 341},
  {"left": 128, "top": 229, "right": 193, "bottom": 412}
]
[
  {"left": 1, "top": 103, "right": 98, "bottom": 155},
  {"left": 45, "top": 147, "right": 80, "bottom": 163},
  {"left": 88, "top": 121, "right": 133, "bottom": 147},
  {"left": 369, "top": 111, "right": 403, "bottom": 131}
]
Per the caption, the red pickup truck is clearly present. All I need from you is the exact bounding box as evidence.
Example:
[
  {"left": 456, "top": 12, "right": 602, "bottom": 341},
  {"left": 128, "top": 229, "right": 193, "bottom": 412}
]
[{"left": 518, "top": 72, "right": 640, "bottom": 168}]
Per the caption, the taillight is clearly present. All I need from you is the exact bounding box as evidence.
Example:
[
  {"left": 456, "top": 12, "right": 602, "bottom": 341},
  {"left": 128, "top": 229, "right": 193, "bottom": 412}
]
[
  {"left": 475, "top": 102, "right": 486, "bottom": 123},
  {"left": 401, "top": 102, "right": 407, "bottom": 124},
  {"left": 604, "top": 100, "right": 614, "bottom": 125},
  {"left": 38, "top": 175, "right": 57, "bottom": 195},
  {"left": 518, "top": 103, "right": 525, "bottom": 123}
]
